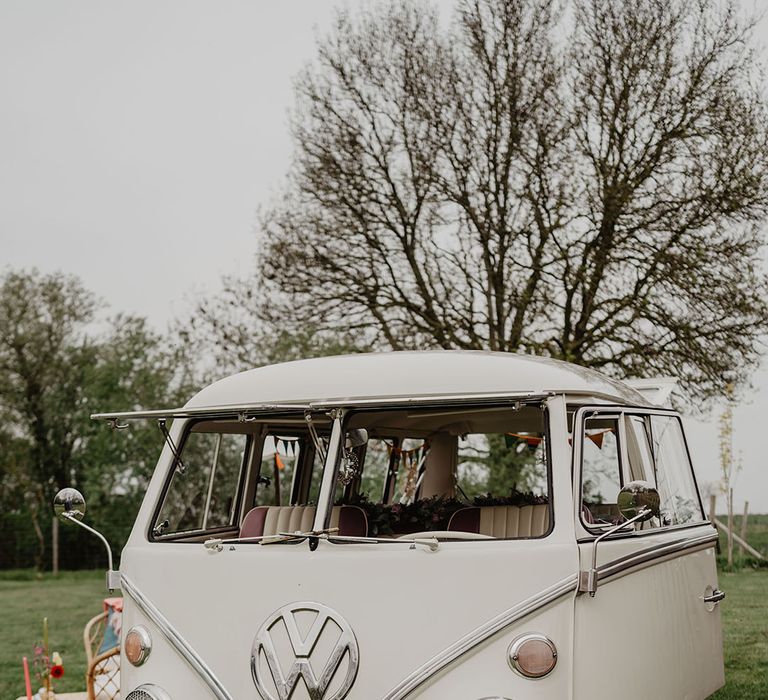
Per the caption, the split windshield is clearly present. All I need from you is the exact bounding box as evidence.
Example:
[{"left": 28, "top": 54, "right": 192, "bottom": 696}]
[{"left": 151, "top": 402, "right": 552, "bottom": 542}]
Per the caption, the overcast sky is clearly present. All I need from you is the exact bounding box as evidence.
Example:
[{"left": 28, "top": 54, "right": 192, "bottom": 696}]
[{"left": 2, "top": 1, "right": 767, "bottom": 513}]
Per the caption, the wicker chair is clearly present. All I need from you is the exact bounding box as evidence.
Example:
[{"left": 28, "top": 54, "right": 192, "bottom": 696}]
[{"left": 83, "top": 600, "right": 121, "bottom": 700}]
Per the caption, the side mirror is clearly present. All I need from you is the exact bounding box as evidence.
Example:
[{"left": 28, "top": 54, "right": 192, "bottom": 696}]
[
  {"left": 580, "top": 480, "right": 661, "bottom": 597},
  {"left": 54, "top": 488, "right": 86, "bottom": 522},
  {"left": 617, "top": 481, "right": 660, "bottom": 522},
  {"left": 52, "top": 487, "right": 120, "bottom": 592}
]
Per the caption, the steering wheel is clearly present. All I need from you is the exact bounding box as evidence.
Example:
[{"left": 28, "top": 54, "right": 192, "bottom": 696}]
[{"left": 395, "top": 530, "right": 494, "bottom": 541}]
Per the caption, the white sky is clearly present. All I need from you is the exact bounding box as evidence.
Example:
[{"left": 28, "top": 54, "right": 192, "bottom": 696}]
[{"left": 2, "top": 1, "right": 767, "bottom": 513}]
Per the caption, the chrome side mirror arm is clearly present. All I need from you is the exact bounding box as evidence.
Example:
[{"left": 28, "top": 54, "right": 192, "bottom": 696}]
[
  {"left": 60, "top": 512, "right": 121, "bottom": 592},
  {"left": 579, "top": 480, "right": 661, "bottom": 597},
  {"left": 54, "top": 488, "right": 120, "bottom": 592},
  {"left": 579, "top": 507, "right": 651, "bottom": 597}
]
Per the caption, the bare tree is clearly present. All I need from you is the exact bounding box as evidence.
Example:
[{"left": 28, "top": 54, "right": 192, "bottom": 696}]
[{"left": 250, "top": 0, "right": 768, "bottom": 399}]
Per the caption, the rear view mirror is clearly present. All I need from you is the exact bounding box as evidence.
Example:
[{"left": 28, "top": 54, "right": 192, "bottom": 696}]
[{"left": 345, "top": 428, "right": 369, "bottom": 449}]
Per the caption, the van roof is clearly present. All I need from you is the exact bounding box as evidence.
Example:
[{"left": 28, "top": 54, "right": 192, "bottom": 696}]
[{"left": 186, "top": 351, "right": 649, "bottom": 408}]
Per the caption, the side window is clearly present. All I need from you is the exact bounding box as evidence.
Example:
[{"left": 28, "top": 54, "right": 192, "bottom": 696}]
[
  {"left": 580, "top": 411, "right": 705, "bottom": 531},
  {"left": 624, "top": 415, "right": 655, "bottom": 483},
  {"left": 155, "top": 428, "right": 248, "bottom": 536},
  {"left": 581, "top": 416, "right": 622, "bottom": 524},
  {"left": 253, "top": 434, "right": 325, "bottom": 507},
  {"left": 650, "top": 416, "right": 705, "bottom": 526},
  {"left": 358, "top": 438, "right": 391, "bottom": 502},
  {"left": 457, "top": 432, "right": 548, "bottom": 501},
  {"left": 255, "top": 436, "right": 302, "bottom": 507}
]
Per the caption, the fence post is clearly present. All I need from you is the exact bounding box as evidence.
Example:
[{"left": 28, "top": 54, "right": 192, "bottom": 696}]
[
  {"left": 727, "top": 488, "right": 734, "bottom": 568},
  {"left": 709, "top": 494, "right": 716, "bottom": 524},
  {"left": 739, "top": 501, "right": 749, "bottom": 558}
]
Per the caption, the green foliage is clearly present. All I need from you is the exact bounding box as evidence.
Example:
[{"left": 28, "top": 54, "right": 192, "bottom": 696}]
[
  {"left": 457, "top": 434, "right": 545, "bottom": 500},
  {"left": 0, "top": 270, "right": 192, "bottom": 570}
]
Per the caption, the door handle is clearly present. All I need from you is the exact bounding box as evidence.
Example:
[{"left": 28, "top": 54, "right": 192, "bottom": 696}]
[{"left": 703, "top": 589, "right": 725, "bottom": 604}]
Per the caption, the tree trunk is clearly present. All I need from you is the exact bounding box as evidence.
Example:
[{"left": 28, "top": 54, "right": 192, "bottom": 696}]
[
  {"left": 30, "top": 502, "right": 45, "bottom": 572},
  {"left": 52, "top": 516, "right": 59, "bottom": 576}
]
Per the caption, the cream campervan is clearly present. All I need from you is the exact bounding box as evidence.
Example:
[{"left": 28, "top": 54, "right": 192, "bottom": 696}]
[{"left": 54, "top": 352, "right": 725, "bottom": 700}]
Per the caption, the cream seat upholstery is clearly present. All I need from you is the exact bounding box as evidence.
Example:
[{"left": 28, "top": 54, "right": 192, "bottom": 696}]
[
  {"left": 448, "top": 504, "right": 550, "bottom": 538},
  {"left": 239, "top": 505, "right": 368, "bottom": 539}
]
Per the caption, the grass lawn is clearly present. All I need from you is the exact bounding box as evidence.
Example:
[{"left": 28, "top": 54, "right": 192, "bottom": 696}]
[
  {"left": 0, "top": 569, "right": 105, "bottom": 698},
  {"left": 710, "top": 567, "right": 768, "bottom": 700},
  {"left": 0, "top": 567, "right": 766, "bottom": 699}
]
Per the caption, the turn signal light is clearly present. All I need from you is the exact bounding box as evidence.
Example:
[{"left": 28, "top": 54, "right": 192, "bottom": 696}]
[
  {"left": 124, "top": 625, "right": 152, "bottom": 666},
  {"left": 507, "top": 633, "right": 557, "bottom": 678}
]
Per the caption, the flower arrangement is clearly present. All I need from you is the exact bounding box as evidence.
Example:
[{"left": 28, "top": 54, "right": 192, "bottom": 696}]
[
  {"left": 340, "top": 490, "right": 549, "bottom": 536},
  {"left": 28, "top": 618, "right": 64, "bottom": 700},
  {"left": 471, "top": 489, "right": 548, "bottom": 507}
]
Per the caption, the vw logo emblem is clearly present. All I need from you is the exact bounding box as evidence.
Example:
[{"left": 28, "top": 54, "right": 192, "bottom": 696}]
[{"left": 251, "top": 601, "right": 359, "bottom": 700}]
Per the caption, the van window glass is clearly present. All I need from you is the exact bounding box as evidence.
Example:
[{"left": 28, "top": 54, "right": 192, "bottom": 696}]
[
  {"left": 457, "top": 433, "right": 547, "bottom": 501},
  {"left": 624, "top": 415, "right": 655, "bottom": 482},
  {"left": 651, "top": 416, "right": 705, "bottom": 526},
  {"left": 581, "top": 417, "right": 622, "bottom": 525},
  {"left": 155, "top": 428, "right": 247, "bottom": 536},
  {"left": 255, "top": 436, "right": 302, "bottom": 507},
  {"left": 358, "top": 438, "right": 391, "bottom": 502},
  {"left": 254, "top": 434, "right": 325, "bottom": 507},
  {"left": 339, "top": 404, "right": 551, "bottom": 540}
]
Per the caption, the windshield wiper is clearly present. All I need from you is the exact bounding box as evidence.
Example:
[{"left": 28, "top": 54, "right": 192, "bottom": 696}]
[
  {"left": 203, "top": 530, "right": 440, "bottom": 552},
  {"left": 203, "top": 527, "right": 341, "bottom": 552}
]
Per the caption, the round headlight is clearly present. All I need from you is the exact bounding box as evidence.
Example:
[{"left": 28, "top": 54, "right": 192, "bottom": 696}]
[
  {"left": 507, "top": 633, "right": 557, "bottom": 678},
  {"left": 124, "top": 625, "right": 152, "bottom": 667}
]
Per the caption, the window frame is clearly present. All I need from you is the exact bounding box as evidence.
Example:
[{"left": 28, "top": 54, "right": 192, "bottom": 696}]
[
  {"left": 573, "top": 405, "right": 707, "bottom": 540},
  {"left": 580, "top": 412, "right": 625, "bottom": 518},
  {"left": 251, "top": 431, "right": 323, "bottom": 508},
  {"left": 319, "top": 400, "right": 556, "bottom": 542},
  {"left": 149, "top": 419, "right": 252, "bottom": 542}
]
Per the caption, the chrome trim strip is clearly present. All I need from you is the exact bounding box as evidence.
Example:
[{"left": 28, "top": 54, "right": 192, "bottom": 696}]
[
  {"left": 596, "top": 531, "right": 718, "bottom": 585},
  {"left": 121, "top": 574, "right": 234, "bottom": 700},
  {"left": 576, "top": 519, "right": 717, "bottom": 544},
  {"left": 93, "top": 389, "right": 651, "bottom": 423},
  {"left": 91, "top": 403, "right": 312, "bottom": 421},
  {"left": 312, "top": 390, "right": 647, "bottom": 409},
  {"left": 383, "top": 573, "right": 578, "bottom": 700},
  {"left": 310, "top": 392, "right": 546, "bottom": 409}
]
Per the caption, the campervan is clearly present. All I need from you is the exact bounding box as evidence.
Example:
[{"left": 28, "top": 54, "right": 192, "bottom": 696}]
[{"left": 54, "top": 351, "right": 725, "bottom": 699}]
